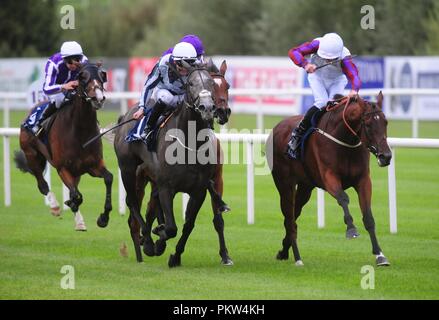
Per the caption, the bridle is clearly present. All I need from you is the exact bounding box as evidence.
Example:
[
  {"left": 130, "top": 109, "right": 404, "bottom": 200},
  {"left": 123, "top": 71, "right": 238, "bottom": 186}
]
[
  {"left": 76, "top": 65, "right": 106, "bottom": 104},
  {"left": 183, "top": 67, "right": 214, "bottom": 113},
  {"left": 321, "top": 96, "right": 385, "bottom": 155}
]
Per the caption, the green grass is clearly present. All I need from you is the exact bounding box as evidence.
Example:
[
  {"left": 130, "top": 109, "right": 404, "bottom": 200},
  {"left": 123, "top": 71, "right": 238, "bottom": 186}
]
[{"left": 0, "top": 110, "right": 438, "bottom": 300}]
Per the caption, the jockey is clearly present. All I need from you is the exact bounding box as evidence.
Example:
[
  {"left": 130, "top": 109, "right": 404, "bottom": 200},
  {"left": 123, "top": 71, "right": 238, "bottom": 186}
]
[
  {"left": 132, "top": 42, "right": 198, "bottom": 138},
  {"left": 162, "top": 34, "right": 205, "bottom": 64},
  {"left": 32, "top": 41, "right": 88, "bottom": 135},
  {"left": 286, "top": 32, "right": 361, "bottom": 159}
]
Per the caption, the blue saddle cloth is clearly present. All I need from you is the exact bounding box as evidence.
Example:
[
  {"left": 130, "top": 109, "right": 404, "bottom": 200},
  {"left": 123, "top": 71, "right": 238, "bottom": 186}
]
[
  {"left": 22, "top": 101, "right": 50, "bottom": 132},
  {"left": 125, "top": 108, "right": 153, "bottom": 143}
]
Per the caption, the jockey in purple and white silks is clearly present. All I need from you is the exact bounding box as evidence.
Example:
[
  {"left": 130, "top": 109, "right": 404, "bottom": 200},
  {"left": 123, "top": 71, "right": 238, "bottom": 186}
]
[
  {"left": 162, "top": 34, "right": 205, "bottom": 65},
  {"left": 132, "top": 42, "right": 198, "bottom": 140},
  {"left": 31, "top": 41, "right": 88, "bottom": 135},
  {"left": 286, "top": 33, "right": 361, "bottom": 159}
]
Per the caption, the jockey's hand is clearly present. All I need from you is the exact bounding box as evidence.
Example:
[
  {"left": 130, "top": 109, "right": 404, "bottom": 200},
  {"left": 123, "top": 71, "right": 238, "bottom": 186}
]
[
  {"left": 304, "top": 63, "right": 317, "bottom": 73},
  {"left": 133, "top": 108, "right": 144, "bottom": 120},
  {"left": 62, "top": 81, "right": 79, "bottom": 91},
  {"left": 348, "top": 90, "right": 358, "bottom": 97}
]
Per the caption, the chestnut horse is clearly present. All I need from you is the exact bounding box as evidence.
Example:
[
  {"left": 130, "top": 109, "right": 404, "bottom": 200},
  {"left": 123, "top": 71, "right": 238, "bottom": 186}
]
[
  {"left": 267, "top": 92, "right": 392, "bottom": 266},
  {"left": 14, "top": 63, "right": 113, "bottom": 231},
  {"left": 135, "top": 60, "right": 233, "bottom": 265}
]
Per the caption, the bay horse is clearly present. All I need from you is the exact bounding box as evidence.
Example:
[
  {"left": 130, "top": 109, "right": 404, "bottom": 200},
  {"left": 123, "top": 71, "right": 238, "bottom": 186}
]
[
  {"left": 114, "top": 64, "right": 222, "bottom": 267},
  {"left": 267, "top": 92, "right": 392, "bottom": 266},
  {"left": 135, "top": 60, "right": 233, "bottom": 265},
  {"left": 14, "top": 63, "right": 113, "bottom": 231}
]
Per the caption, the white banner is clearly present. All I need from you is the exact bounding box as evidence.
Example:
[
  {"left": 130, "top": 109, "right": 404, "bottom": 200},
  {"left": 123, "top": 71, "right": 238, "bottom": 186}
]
[{"left": 385, "top": 57, "right": 439, "bottom": 120}]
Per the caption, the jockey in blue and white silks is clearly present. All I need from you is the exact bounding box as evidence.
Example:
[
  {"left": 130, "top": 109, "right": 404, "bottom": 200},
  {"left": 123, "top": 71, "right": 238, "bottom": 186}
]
[
  {"left": 28, "top": 41, "right": 88, "bottom": 135},
  {"left": 162, "top": 34, "right": 205, "bottom": 65},
  {"left": 286, "top": 33, "right": 362, "bottom": 159},
  {"left": 131, "top": 42, "right": 198, "bottom": 140}
]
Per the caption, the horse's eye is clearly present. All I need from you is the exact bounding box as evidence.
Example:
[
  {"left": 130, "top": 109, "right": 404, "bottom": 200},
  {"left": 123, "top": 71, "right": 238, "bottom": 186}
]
[{"left": 374, "top": 115, "right": 380, "bottom": 121}]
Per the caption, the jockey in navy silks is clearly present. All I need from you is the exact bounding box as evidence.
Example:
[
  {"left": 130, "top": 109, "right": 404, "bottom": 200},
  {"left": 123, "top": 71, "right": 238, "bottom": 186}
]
[
  {"left": 286, "top": 33, "right": 361, "bottom": 159},
  {"left": 132, "top": 42, "right": 199, "bottom": 139},
  {"left": 31, "top": 41, "right": 88, "bottom": 135}
]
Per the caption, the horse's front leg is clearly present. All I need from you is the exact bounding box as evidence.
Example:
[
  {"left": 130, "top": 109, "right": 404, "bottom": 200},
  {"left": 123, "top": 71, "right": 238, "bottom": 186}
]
[
  {"left": 355, "top": 176, "right": 390, "bottom": 266},
  {"left": 88, "top": 162, "right": 113, "bottom": 228},
  {"left": 58, "top": 168, "right": 86, "bottom": 231},
  {"left": 154, "top": 187, "right": 177, "bottom": 255},
  {"left": 210, "top": 165, "right": 233, "bottom": 265},
  {"left": 168, "top": 189, "right": 207, "bottom": 268},
  {"left": 324, "top": 172, "right": 359, "bottom": 239}
]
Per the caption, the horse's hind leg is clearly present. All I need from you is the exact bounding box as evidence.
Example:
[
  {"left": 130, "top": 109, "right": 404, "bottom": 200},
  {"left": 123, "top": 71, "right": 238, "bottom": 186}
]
[
  {"left": 168, "top": 189, "right": 207, "bottom": 268},
  {"left": 355, "top": 177, "right": 389, "bottom": 266},
  {"left": 120, "top": 164, "right": 149, "bottom": 261},
  {"left": 272, "top": 170, "right": 302, "bottom": 265},
  {"left": 88, "top": 162, "right": 113, "bottom": 228},
  {"left": 22, "top": 149, "right": 61, "bottom": 216}
]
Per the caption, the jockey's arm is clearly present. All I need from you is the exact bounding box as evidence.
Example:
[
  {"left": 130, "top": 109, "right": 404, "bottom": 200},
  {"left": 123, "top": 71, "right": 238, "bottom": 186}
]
[
  {"left": 288, "top": 39, "right": 319, "bottom": 69},
  {"left": 341, "top": 56, "right": 361, "bottom": 95},
  {"left": 43, "top": 61, "right": 63, "bottom": 95}
]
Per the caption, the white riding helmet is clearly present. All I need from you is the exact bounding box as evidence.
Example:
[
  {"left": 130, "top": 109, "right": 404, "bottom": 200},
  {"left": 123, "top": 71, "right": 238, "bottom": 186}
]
[
  {"left": 172, "top": 42, "right": 197, "bottom": 64},
  {"left": 60, "top": 41, "right": 83, "bottom": 58},
  {"left": 317, "top": 33, "right": 344, "bottom": 60}
]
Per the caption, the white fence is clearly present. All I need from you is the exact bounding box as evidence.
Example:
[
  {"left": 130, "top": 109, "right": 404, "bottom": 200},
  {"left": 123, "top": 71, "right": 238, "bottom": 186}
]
[
  {"left": 1, "top": 127, "right": 439, "bottom": 234},
  {"left": 2, "top": 88, "right": 439, "bottom": 137}
]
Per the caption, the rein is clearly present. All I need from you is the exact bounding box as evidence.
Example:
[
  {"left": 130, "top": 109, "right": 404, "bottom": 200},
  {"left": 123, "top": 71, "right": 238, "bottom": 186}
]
[{"left": 318, "top": 96, "right": 383, "bottom": 150}]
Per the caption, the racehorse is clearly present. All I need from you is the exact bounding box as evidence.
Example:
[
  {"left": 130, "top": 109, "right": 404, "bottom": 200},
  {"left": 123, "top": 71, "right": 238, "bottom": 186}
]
[
  {"left": 267, "top": 92, "right": 392, "bottom": 266},
  {"left": 14, "top": 63, "right": 113, "bottom": 231},
  {"left": 135, "top": 60, "right": 233, "bottom": 265},
  {"left": 114, "top": 63, "right": 222, "bottom": 267}
]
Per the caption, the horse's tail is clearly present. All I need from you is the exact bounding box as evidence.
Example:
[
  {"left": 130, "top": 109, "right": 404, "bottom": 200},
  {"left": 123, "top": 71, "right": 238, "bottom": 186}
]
[{"left": 13, "top": 150, "right": 32, "bottom": 174}]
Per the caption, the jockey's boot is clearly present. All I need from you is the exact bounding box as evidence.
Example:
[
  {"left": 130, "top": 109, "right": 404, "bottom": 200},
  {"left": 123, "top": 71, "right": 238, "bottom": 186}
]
[
  {"left": 286, "top": 105, "right": 320, "bottom": 159},
  {"left": 32, "top": 101, "right": 57, "bottom": 136},
  {"left": 143, "top": 100, "right": 167, "bottom": 140}
]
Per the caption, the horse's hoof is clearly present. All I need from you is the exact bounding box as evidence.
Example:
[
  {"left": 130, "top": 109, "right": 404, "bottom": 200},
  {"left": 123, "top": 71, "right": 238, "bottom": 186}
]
[
  {"left": 143, "top": 241, "right": 155, "bottom": 257},
  {"left": 154, "top": 239, "right": 167, "bottom": 256},
  {"left": 276, "top": 250, "right": 289, "bottom": 260},
  {"left": 376, "top": 255, "right": 390, "bottom": 267},
  {"left": 152, "top": 224, "right": 165, "bottom": 236},
  {"left": 75, "top": 223, "right": 87, "bottom": 231},
  {"left": 50, "top": 207, "right": 61, "bottom": 217},
  {"left": 346, "top": 228, "right": 360, "bottom": 239},
  {"left": 219, "top": 205, "right": 231, "bottom": 214},
  {"left": 295, "top": 260, "right": 304, "bottom": 267},
  {"left": 221, "top": 258, "right": 234, "bottom": 266},
  {"left": 96, "top": 214, "right": 109, "bottom": 228},
  {"left": 168, "top": 254, "right": 181, "bottom": 268}
]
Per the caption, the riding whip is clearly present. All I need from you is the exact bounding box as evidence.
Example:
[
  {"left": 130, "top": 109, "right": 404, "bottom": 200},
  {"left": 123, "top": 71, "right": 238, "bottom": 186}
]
[
  {"left": 82, "top": 118, "right": 136, "bottom": 148},
  {"left": 315, "top": 55, "right": 357, "bottom": 70}
]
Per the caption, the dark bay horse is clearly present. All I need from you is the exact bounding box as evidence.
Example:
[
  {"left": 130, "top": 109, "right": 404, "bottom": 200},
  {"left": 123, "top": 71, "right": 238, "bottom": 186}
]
[
  {"left": 114, "top": 64, "right": 222, "bottom": 267},
  {"left": 267, "top": 92, "right": 392, "bottom": 266},
  {"left": 135, "top": 60, "right": 233, "bottom": 265},
  {"left": 14, "top": 63, "right": 113, "bottom": 231}
]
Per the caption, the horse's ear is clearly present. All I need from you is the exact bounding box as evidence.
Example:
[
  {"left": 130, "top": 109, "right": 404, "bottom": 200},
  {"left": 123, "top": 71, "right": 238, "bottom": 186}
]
[
  {"left": 377, "top": 91, "right": 384, "bottom": 109},
  {"left": 220, "top": 60, "right": 227, "bottom": 76},
  {"left": 181, "top": 60, "right": 193, "bottom": 71}
]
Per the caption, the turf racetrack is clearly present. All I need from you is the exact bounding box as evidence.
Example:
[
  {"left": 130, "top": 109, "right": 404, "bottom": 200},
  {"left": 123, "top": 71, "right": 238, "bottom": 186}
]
[{"left": 1, "top": 111, "right": 438, "bottom": 299}]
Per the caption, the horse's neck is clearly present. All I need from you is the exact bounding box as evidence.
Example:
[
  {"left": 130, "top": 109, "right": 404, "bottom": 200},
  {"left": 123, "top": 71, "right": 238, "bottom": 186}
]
[
  {"left": 173, "top": 104, "right": 211, "bottom": 147},
  {"left": 320, "top": 107, "right": 361, "bottom": 145},
  {"left": 66, "top": 96, "right": 98, "bottom": 133}
]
